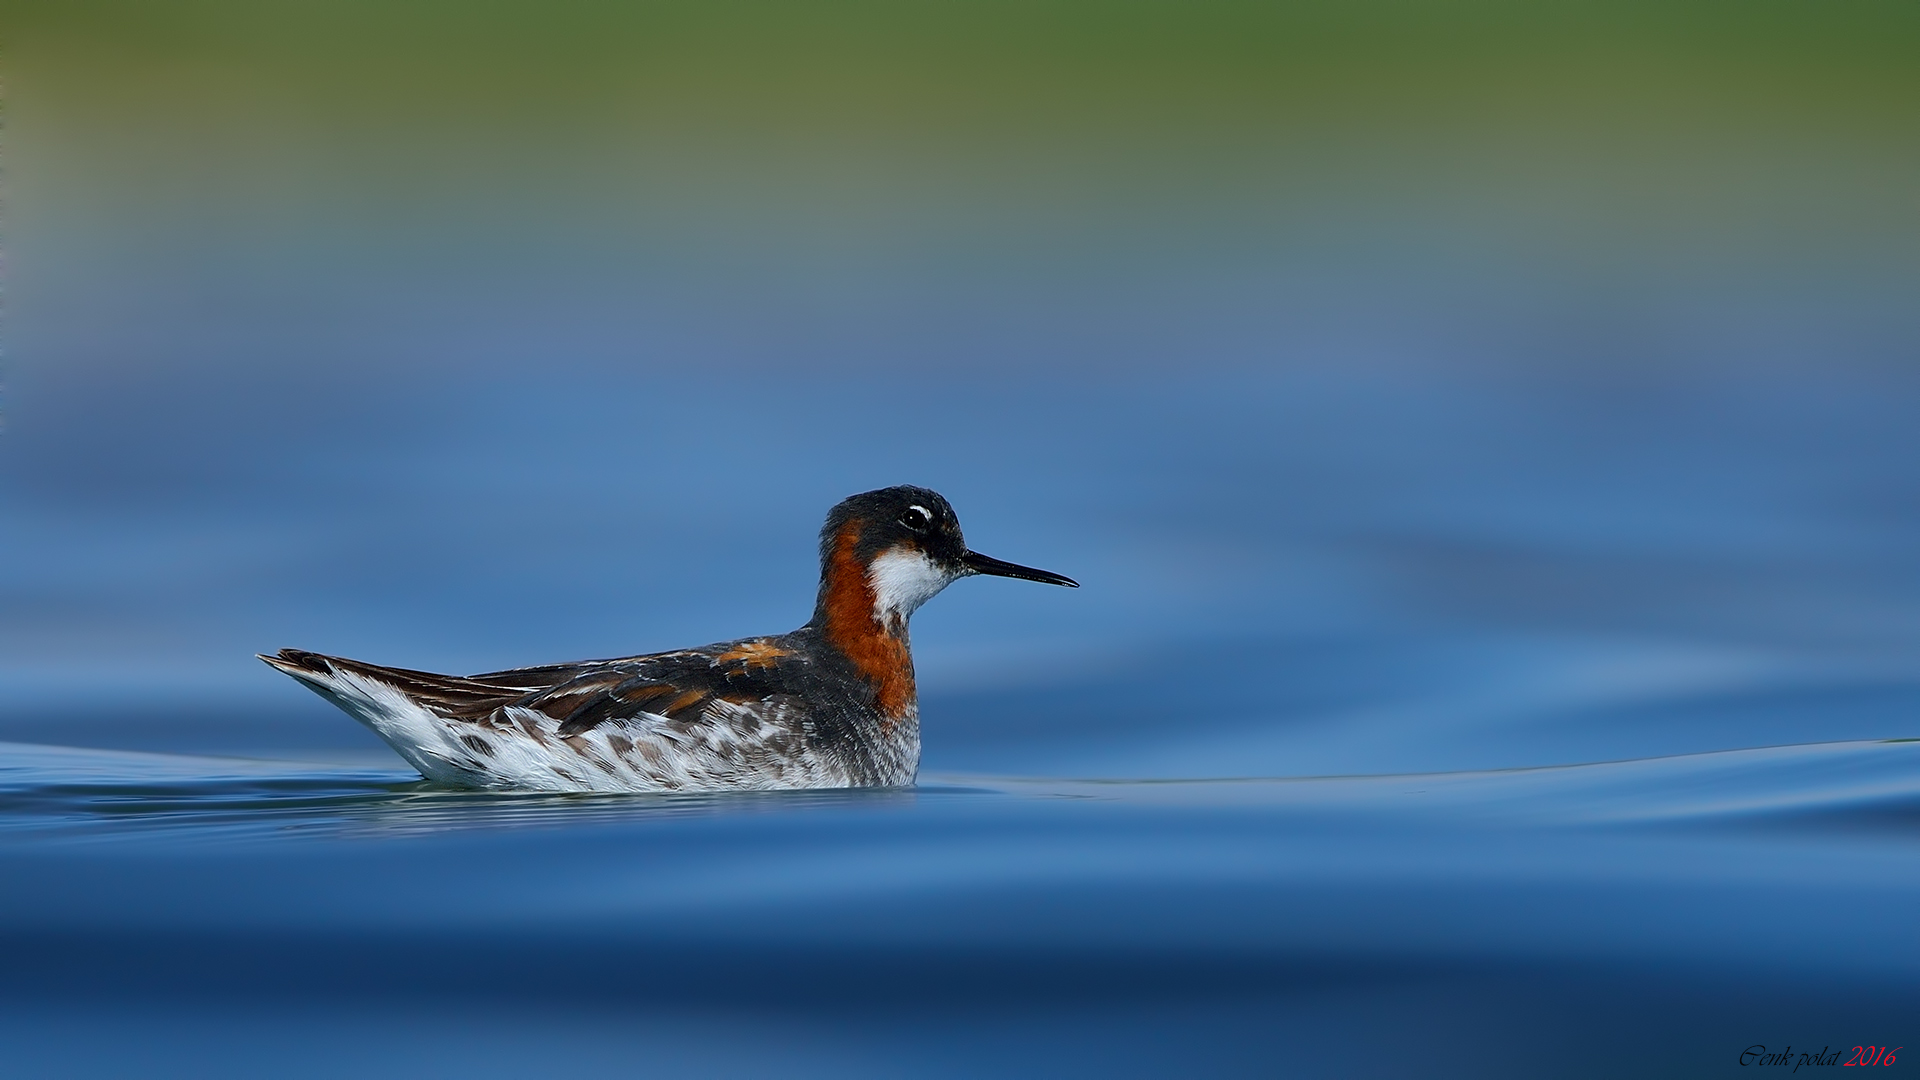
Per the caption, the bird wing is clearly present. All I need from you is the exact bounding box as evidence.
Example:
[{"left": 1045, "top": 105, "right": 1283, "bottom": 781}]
[
  {"left": 525, "top": 640, "right": 807, "bottom": 736},
  {"left": 261, "top": 648, "right": 569, "bottom": 720},
  {"left": 265, "top": 639, "right": 808, "bottom": 737}
]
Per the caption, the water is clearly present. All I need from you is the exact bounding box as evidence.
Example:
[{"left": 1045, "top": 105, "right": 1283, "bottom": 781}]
[
  {"left": 5, "top": 362, "right": 1920, "bottom": 1076},
  {"left": 1, "top": 740, "right": 1917, "bottom": 1076}
]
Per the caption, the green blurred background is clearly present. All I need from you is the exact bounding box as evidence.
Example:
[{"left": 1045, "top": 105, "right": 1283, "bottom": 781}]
[{"left": 12, "top": 0, "right": 1917, "bottom": 381}]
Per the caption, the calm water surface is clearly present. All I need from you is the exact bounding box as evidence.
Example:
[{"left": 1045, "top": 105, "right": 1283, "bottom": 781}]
[{"left": 1, "top": 737, "right": 1917, "bottom": 1077}]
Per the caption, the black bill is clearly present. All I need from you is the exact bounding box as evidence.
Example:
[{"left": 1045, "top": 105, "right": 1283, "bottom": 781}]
[{"left": 962, "top": 550, "right": 1079, "bottom": 588}]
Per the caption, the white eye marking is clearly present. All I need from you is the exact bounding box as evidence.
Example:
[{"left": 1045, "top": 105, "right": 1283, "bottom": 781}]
[
  {"left": 868, "top": 545, "right": 955, "bottom": 620},
  {"left": 900, "top": 505, "right": 932, "bottom": 531}
]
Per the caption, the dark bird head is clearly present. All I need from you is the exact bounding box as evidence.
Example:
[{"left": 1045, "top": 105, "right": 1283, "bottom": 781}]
[{"left": 811, "top": 485, "right": 1077, "bottom": 629}]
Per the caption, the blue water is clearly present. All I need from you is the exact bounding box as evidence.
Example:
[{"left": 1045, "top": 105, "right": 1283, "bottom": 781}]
[
  {"left": 5, "top": 223, "right": 1920, "bottom": 1073},
  {"left": 2, "top": 739, "right": 1917, "bottom": 1076}
]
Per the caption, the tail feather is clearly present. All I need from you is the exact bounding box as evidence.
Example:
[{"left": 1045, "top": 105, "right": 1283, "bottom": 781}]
[
  {"left": 258, "top": 648, "right": 499, "bottom": 784},
  {"left": 258, "top": 647, "right": 331, "bottom": 678},
  {"left": 259, "top": 648, "right": 545, "bottom": 717}
]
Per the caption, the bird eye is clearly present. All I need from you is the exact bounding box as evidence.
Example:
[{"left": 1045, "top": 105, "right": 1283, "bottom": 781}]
[{"left": 899, "top": 506, "right": 931, "bottom": 531}]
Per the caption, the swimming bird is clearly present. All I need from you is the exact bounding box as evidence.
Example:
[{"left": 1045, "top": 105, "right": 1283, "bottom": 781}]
[{"left": 260, "top": 486, "right": 1076, "bottom": 792}]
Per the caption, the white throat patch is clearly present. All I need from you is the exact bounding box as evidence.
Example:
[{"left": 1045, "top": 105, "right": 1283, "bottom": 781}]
[{"left": 867, "top": 546, "right": 956, "bottom": 623}]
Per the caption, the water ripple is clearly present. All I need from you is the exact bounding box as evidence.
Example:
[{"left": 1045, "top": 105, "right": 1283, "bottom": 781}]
[{"left": 5, "top": 738, "right": 1916, "bottom": 843}]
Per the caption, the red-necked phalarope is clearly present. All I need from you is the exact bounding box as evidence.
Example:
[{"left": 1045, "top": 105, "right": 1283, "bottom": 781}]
[{"left": 261, "top": 486, "right": 1076, "bottom": 792}]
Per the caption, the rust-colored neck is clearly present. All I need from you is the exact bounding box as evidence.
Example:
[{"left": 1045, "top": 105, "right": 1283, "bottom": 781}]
[{"left": 813, "top": 521, "right": 915, "bottom": 721}]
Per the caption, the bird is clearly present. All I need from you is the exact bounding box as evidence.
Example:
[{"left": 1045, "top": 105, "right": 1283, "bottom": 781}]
[{"left": 260, "top": 486, "right": 1077, "bottom": 793}]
